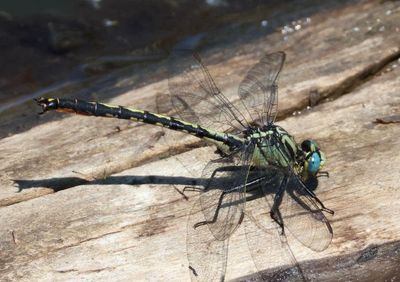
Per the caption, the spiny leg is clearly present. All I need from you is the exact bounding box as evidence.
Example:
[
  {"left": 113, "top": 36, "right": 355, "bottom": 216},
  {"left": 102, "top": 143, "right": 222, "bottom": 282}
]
[
  {"left": 182, "top": 186, "right": 203, "bottom": 193},
  {"left": 270, "top": 175, "right": 288, "bottom": 235},
  {"left": 301, "top": 183, "right": 334, "bottom": 215},
  {"left": 193, "top": 164, "right": 248, "bottom": 229},
  {"left": 174, "top": 186, "right": 189, "bottom": 200},
  {"left": 194, "top": 191, "right": 227, "bottom": 229},
  {"left": 193, "top": 180, "right": 247, "bottom": 229},
  {"left": 209, "top": 165, "right": 247, "bottom": 179},
  {"left": 181, "top": 165, "right": 246, "bottom": 196},
  {"left": 317, "top": 171, "right": 329, "bottom": 178}
]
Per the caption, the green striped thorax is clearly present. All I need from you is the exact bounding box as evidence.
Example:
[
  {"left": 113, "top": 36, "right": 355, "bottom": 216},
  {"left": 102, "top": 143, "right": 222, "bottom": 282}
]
[{"left": 230, "top": 124, "right": 326, "bottom": 181}]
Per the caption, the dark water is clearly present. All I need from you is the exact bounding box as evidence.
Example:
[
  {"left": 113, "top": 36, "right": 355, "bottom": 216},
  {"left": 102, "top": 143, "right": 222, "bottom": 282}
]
[{"left": 1, "top": 0, "right": 75, "bottom": 17}]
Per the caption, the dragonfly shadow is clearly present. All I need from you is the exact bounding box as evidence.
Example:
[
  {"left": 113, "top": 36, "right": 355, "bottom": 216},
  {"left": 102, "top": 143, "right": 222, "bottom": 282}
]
[
  {"left": 13, "top": 166, "right": 322, "bottom": 201},
  {"left": 196, "top": 165, "right": 323, "bottom": 208},
  {"left": 14, "top": 166, "right": 329, "bottom": 282},
  {"left": 13, "top": 174, "right": 204, "bottom": 193}
]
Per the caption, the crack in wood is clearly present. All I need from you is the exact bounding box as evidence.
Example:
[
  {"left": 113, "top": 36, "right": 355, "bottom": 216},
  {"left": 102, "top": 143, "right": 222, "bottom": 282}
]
[
  {"left": 52, "top": 229, "right": 123, "bottom": 252},
  {"left": 320, "top": 49, "right": 400, "bottom": 104},
  {"left": 55, "top": 266, "right": 117, "bottom": 274}
]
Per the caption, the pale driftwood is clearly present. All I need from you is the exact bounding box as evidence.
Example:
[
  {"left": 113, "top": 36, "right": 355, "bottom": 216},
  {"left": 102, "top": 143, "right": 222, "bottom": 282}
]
[{"left": 1, "top": 1, "right": 400, "bottom": 281}]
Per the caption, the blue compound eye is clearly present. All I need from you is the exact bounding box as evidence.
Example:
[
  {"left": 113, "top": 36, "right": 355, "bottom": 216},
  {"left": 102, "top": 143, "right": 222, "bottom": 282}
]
[{"left": 307, "top": 152, "right": 321, "bottom": 173}]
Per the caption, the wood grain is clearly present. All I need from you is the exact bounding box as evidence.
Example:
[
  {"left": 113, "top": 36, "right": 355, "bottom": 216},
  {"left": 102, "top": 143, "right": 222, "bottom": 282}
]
[{"left": 0, "top": 1, "right": 399, "bottom": 281}]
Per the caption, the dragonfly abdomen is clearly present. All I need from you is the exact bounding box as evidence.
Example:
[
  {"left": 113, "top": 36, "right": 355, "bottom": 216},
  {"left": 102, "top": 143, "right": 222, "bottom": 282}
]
[{"left": 36, "top": 97, "right": 244, "bottom": 149}]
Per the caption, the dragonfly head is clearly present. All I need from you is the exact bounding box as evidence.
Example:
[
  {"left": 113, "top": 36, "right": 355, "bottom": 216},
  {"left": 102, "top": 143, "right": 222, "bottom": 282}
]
[{"left": 300, "top": 139, "right": 326, "bottom": 179}]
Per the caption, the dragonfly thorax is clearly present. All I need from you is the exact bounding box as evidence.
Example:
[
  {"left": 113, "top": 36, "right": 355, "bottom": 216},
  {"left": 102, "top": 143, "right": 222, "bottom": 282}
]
[
  {"left": 243, "top": 124, "right": 278, "bottom": 139},
  {"left": 244, "top": 125, "right": 299, "bottom": 169}
]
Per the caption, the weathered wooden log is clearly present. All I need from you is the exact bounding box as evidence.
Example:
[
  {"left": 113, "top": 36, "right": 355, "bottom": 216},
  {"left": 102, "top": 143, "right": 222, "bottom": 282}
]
[{"left": 0, "top": 1, "right": 399, "bottom": 281}]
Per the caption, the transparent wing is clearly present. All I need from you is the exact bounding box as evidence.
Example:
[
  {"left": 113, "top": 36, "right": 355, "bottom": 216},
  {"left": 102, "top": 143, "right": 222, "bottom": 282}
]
[
  {"left": 187, "top": 196, "right": 229, "bottom": 282},
  {"left": 168, "top": 50, "right": 248, "bottom": 133},
  {"left": 197, "top": 143, "right": 254, "bottom": 241},
  {"left": 156, "top": 92, "right": 236, "bottom": 280},
  {"left": 186, "top": 145, "right": 253, "bottom": 281},
  {"left": 238, "top": 52, "right": 285, "bottom": 127},
  {"left": 280, "top": 172, "right": 333, "bottom": 251},
  {"left": 272, "top": 139, "right": 333, "bottom": 252},
  {"left": 155, "top": 92, "right": 208, "bottom": 168},
  {"left": 245, "top": 200, "right": 305, "bottom": 282}
]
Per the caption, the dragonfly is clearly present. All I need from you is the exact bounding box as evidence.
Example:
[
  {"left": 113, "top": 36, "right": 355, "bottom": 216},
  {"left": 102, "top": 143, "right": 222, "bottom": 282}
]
[{"left": 36, "top": 50, "right": 334, "bottom": 281}]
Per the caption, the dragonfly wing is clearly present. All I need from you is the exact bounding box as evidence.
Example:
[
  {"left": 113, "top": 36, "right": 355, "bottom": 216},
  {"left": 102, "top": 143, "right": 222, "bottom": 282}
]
[
  {"left": 198, "top": 143, "right": 254, "bottom": 241},
  {"left": 238, "top": 52, "right": 285, "bottom": 126},
  {"left": 244, "top": 192, "right": 306, "bottom": 282},
  {"left": 272, "top": 138, "right": 333, "bottom": 252},
  {"left": 280, "top": 172, "right": 333, "bottom": 251},
  {"left": 187, "top": 195, "right": 229, "bottom": 282},
  {"left": 168, "top": 50, "right": 248, "bottom": 133}
]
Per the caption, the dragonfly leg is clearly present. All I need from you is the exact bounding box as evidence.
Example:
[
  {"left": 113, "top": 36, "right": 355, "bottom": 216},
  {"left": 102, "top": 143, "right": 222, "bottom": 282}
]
[
  {"left": 182, "top": 186, "right": 203, "bottom": 193},
  {"left": 270, "top": 175, "right": 288, "bottom": 235},
  {"left": 193, "top": 164, "right": 247, "bottom": 229},
  {"left": 302, "top": 184, "right": 334, "bottom": 215},
  {"left": 194, "top": 191, "right": 227, "bottom": 229},
  {"left": 315, "top": 197, "right": 334, "bottom": 215},
  {"left": 173, "top": 187, "right": 189, "bottom": 200},
  {"left": 209, "top": 165, "right": 246, "bottom": 179},
  {"left": 317, "top": 171, "right": 329, "bottom": 178},
  {"left": 175, "top": 186, "right": 204, "bottom": 201}
]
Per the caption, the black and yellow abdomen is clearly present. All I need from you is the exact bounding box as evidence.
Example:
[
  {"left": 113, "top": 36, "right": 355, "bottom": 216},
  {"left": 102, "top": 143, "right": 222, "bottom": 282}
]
[{"left": 35, "top": 97, "right": 244, "bottom": 150}]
